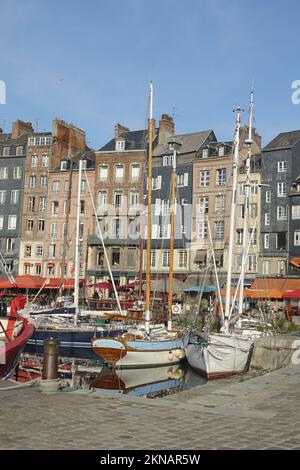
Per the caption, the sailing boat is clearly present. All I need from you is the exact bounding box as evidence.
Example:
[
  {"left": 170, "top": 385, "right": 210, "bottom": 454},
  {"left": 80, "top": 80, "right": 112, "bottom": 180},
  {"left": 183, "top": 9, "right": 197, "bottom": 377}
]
[
  {"left": 0, "top": 296, "right": 34, "bottom": 379},
  {"left": 91, "top": 82, "right": 188, "bottom": 368},
  {"left": 186, "top": 97, "right": 256, "bottom": 379}
]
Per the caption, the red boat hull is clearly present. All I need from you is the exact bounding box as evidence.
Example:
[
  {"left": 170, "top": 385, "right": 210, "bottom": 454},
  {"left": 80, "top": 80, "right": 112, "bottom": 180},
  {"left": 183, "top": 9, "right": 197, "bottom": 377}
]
[{"left": 0, "top": 323, "right": 34, "bottom": 379}]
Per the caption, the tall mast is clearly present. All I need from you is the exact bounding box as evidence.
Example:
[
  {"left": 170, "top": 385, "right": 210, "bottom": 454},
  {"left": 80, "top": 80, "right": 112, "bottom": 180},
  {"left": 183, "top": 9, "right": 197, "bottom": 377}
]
[
  {"left": 168, "top": 139, "right": 181, "bottom": 330},
  {"left": 74, "top": 157, "right": 83, "bottom": 325},
  {"left": 145, "top": 81, "right": 154, "bottom": 335},
  {"left": 224, "top": 106, "right": 242, "bottom": 331},
  {"left": 59, "top": 143, "right": 73, "bottom": 297},
  {"left": 238, "top": 91, "right": 254, "bottom": 315}
]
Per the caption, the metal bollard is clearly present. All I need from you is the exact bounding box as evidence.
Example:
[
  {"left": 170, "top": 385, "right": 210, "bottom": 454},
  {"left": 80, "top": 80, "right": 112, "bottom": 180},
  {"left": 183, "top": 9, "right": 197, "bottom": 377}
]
[{"left": 40, "top": 337, "right": 60, "bottom": 393}]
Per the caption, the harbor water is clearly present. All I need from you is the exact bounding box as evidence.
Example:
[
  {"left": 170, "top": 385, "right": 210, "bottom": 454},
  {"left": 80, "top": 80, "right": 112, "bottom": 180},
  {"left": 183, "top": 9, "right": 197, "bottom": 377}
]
[{"left": 20, "top": 343, "right": 207, "bottom": 398}]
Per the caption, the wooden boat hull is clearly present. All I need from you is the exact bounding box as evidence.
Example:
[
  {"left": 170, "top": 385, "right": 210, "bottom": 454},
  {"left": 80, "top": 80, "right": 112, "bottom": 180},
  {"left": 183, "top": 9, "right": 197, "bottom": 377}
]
[
  {"left": 186, "top": 333, "right": 253, "bottom": 379},
  {"left": 91, "top": 337, "right": 188, "bottom": 369},
  {"left": 0, "top": 323, "right": 35, "bottom": 379}
]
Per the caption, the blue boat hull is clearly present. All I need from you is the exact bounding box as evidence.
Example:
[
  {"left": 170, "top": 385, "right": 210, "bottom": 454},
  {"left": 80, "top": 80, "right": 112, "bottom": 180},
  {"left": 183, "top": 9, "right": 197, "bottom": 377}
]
[{"left": 27, "top": 328, "right": 126, "bottom": 350}]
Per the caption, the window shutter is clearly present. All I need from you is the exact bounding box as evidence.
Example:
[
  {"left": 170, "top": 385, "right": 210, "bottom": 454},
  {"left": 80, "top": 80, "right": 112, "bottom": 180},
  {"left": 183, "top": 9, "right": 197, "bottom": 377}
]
[
  {"left": 167, "top": 224, "right": 171, "bottom": 239},
  {"left": 151, "top": 224, "right": 158, "bottom": 239},
  {"left": 155, "top": 199, "right": 161, "bottom": 216},
  {"left": 158, "top": 175, "right": 162, "bottom": 189}
]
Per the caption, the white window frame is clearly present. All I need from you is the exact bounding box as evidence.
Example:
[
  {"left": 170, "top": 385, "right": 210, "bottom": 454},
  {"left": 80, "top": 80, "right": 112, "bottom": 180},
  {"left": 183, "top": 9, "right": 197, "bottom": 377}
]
[
  {"left": 0, "top": 167, "right": 8, "bottom": 179},
  {"left": 131, "top": 164, "right": 140, "bottom": 181},
  {"left": 42, "top": 154, "right": 49, "bottom": 167},
  {"left": 178, "top": 250, "right": 188, "bottom": 268},
  {"left": 215, "top": 195, "right": 225, "bottom": 213},
  {"left": 31, "top": 155, "right": 38, "bottom": 167},
  {"left": 216, "top": 168, "right": 226, "bottom": 186},
  {"left": 198, "top": 222, "right": 208, "bottom": 239},
  {"left": 115, "top": 164, "right": 124, "bottom": 181},
  {"left": 262, "top": 260, "right": 270, "bottom": 275},
  {"left": 264, "top": 233, "right": 270, "bottom": 249},
  {"left": 278, "top": 161, "right": 287, "bottom": 173},
  {"left": 8, "top": 215, "right": 17, "bottom": 230},
  {"left": 265, "top": 213, "right": 270, "bottom": 226},
  {"left": 115, "top": 140, "right": 125, "bottom": 151},
  {"left": 294, "top": 230, "right": 300, "bottom": 246},
  {"left": 277, "top": 182, "right": 287, "bottom": 197},
  {"left": 26, "top": 219, "right": 34, "bottom": 231},
  {"left": 99, "top": 165, "right": 108, "bottom": 181},
  {"left": 13, "top": 167, "right": 21, "bottom": 179},
  {"left": 10, "top": 190, "right": 19, "bottom": 205},
  {"left": 200, "top": 170, "right": 210, "bottom": 187},
  {"left": 277, "top": 206, "right": 287, "bottom": 220},
  {"left": 98, "top": 191, "right": 107, "bottom": 208},
  {"left": 162, "top": 251, "right": 170, "bottom": 268},
  {"left": 292, "top": 205, "right": 300, "bottom": 219}
]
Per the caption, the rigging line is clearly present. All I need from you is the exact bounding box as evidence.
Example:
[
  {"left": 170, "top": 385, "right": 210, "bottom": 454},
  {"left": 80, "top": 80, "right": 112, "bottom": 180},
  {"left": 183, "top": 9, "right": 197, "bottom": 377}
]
[
  {"left": 228, "top": 216, "right": 258, "bottom": 320},
  {"left": 83, "top": 167, "right": 123, "bottom": 316}
]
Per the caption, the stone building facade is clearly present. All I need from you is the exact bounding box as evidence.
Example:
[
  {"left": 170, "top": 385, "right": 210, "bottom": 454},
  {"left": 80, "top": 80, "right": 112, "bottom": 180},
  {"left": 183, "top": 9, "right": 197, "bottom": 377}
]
[
  {"left": 0, "top": 120, "right": 33, "bottom": 276},
  {"left": 43, "top": 151, "right": 95, "bottom": 280},
  {"left": 191, "top": 125, "right": 261, "bottom": 286},
  {"left": 260, "top": 130, "right": 300, "bottom": 276},
  {"left": 87, "top": 124, "right": 147, "bottom": 285},
  {"left": 19, "top": 119, "right": 87, "bottom": 276}
]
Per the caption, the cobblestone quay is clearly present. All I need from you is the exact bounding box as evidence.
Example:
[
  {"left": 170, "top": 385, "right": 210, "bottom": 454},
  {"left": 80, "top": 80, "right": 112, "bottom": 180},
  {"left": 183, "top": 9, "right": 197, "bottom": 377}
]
[{"left": 0, "top": 364, "right": 299, "bottom": 450}]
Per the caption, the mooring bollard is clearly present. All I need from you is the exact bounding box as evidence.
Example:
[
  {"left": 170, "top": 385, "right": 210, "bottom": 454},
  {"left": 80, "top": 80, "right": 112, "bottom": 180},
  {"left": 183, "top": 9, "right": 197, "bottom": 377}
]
[{"left": 40, "top": 337, "right": 60, "bottom": 393}]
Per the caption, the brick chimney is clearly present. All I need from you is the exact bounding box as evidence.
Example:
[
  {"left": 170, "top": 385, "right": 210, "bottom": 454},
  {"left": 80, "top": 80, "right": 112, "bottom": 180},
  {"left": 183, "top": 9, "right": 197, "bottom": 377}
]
[
  {"left": 115, "top": 123, "right": 129, "bottom": 139},
  {"left": 158, "top": 114, "right": 174, "bottom": 144},
  {"left": 240, "top": 125, "right": 262, "bottom": 155},
  {"left": 12, "top": 120, "right": 34, "bottom": 139}
]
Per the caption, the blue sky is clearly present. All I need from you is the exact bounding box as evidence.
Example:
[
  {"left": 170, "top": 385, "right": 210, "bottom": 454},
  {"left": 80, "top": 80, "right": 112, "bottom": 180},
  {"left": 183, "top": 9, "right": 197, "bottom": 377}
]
[{"left": 1, "top": 0, "right": 300, "bottom": 149}]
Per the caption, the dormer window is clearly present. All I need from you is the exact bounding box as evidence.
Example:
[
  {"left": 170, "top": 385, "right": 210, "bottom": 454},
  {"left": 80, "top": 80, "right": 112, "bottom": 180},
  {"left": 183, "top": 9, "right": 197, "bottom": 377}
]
[
  {"left": 3, "top": 147, "right": 10, "bottom": 156},
  {"left": 202, "top": 148, "right": 208, "bottom": 158},
  {"left": 60, "top": 160, "right": 67, "bottom": 171},
  {"left": 218, "top": 146, "right": 224, "bottom": 157},
  {"left": 116, "top": 139, "right": 125, "bottom": 151},
  {"left": 163, "top": 155, "right": 173, "bottom": 166}
]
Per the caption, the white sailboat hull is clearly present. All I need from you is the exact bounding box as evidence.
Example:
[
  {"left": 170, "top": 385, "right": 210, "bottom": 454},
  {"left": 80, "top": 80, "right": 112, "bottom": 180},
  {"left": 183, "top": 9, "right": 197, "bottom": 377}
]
[
  {"left": 186, "top": 333, "right": 254, "bottom": 379},
  {"left": 92, "top": 336, "right": 188, "bottom": 369}
]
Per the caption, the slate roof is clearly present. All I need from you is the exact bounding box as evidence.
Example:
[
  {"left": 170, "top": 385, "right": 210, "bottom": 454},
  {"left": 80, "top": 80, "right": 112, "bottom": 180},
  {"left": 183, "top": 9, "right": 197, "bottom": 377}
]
[
  {"left": 153, "top": 130, "right": 214, "bottom": 157},
  {"left": 263, "top": 130, "right": 300, "bottom": 151},
  {"left": 99, "top": 129, "right": 148, "bottom": 152},
  {"left": 52, "top": 150, "right": 95, "bottom": 171}
]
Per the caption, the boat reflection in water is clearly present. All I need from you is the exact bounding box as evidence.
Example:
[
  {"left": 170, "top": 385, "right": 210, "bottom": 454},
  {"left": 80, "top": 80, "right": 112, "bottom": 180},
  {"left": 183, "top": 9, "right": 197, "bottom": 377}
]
[
  {"left": 16, "top": 348, "right": 207, "bottom": 396},
  {"left": 90, "top": 364, "right": 207, "bottom": 398}
]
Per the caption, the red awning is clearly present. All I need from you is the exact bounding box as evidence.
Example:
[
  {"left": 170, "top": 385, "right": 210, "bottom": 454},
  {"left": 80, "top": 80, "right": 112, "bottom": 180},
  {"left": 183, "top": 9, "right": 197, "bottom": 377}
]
[
  {"left": 23, "top": 262, "right": 32, "bottom": 267},
  {"left": 0, "top": 278, "right": 14, "bottom": 289},
  {"left": 283, "top": 289, "right": 300, "bottom": 299},
  {"left": 14, "top": 275, "right": 45, "bottom": 289},
  {"left": 90, "top": 282, "right": 113, "bottom": 290},
  {"left": 44, "top": 278, "right": 77, "bottom": 289}
]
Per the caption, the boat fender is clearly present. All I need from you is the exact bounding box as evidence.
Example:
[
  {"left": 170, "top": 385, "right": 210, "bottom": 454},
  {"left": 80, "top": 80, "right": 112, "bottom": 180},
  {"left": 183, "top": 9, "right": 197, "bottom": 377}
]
[
  {"left": 173, "top": 349, "right": 184, "bottom": 359},
  {"left": 168, "top": 351, "right": 174, "bottom": 361}
]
